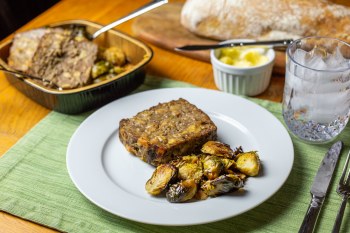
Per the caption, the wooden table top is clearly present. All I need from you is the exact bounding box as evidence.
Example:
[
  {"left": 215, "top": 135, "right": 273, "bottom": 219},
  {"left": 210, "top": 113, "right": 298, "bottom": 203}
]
[{"left": 1, "top": 0, "right": 349, "bottom": 232}]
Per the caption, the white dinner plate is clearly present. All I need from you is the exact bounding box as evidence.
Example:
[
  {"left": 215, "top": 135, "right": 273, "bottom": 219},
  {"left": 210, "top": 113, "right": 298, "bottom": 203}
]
[{"left": 66, "top": 88, "right": 294, "bottom": 226}]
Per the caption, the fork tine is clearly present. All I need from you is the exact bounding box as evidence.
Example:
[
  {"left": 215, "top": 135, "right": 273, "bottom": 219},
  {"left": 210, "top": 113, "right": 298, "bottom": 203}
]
[
  {"left": 345, "top": 172, "right": 350, "bottom": 186},
  {"left": 341, "top": 150, "right": 350, "bottom": 185},
  {"left": 332, "top": 150, "right": 350, "bottom": 233}
]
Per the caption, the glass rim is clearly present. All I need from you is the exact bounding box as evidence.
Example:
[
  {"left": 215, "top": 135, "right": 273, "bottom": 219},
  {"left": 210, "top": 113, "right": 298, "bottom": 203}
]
[{"left": 287, "top": 36, "right": 350, "bottom": 73}]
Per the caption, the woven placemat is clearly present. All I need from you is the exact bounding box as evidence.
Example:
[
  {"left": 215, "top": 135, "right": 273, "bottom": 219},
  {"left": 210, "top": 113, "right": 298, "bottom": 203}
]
[{"left": 1, "top": 76, "right": 349, "bottom": 233}]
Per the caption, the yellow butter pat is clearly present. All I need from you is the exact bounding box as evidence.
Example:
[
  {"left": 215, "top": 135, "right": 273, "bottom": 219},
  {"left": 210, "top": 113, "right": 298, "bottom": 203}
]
[{"left": 219, "top": 46, "right": 269, "bottom": 67}]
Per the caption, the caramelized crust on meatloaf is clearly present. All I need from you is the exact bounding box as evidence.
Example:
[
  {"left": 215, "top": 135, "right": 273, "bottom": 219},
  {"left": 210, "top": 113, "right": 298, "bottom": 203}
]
[{"left": 119, "top": 98, "right": 217, "bottom": 166}]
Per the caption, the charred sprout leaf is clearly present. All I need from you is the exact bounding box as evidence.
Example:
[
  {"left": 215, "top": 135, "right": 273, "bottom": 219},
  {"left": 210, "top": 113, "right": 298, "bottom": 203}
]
[
  {"left": 171, "top": 155, "right": 198, "bottom": 167},
  {"left": 233, "top": 146, "right": 244, "bottom": 157},
  {"left": 102, "top": 46, "right": 126, "bottom": 66},
  {"left": 145, "top": 164, "right": 178, "bottom": 195},
  {"left": 201, "top": 174, "right": 244, "bottom": 197},
  {"left": 166, "top": 179, "right": 197, "bottom": 203},
  {"left": 220, "top": 158, "right": 236, "bottom": 171},
  {"left": 202, "top": 156, "right": 224, "bottom": 180},
  {"left": 181, "top": 155, "right": 201, "bottom": 163},
  {"left": 201, "top": 141, "right": 235, "bottom": 159},
  {"left": 235, "top": 151, "right": 260, "bottom": 176},
  {"left": 178, "top": 161, "right": 203, "bottom": 182},
  {"left": 91, "top": 60, "right": 111, "bottom": 79},
  {"left": 230, "top": 170, "right": 247, "bottom": 181}
]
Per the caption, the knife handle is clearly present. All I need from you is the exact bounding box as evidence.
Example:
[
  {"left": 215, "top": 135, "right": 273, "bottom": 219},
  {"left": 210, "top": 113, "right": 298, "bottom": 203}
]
[{"left": 299, "top": 195, "right": 323, "bottom": 233}]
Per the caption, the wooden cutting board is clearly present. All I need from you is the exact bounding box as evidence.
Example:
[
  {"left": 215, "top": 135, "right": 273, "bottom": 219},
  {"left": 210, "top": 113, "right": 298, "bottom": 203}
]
[{"left": 132, "top": 3, "right": 286, "bottom": 74}]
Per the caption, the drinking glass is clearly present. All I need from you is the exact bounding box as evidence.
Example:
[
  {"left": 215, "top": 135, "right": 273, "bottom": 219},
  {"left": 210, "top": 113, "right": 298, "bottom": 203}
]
[{"left": 282, "top": 37, "right": 350, "bottom": 143}]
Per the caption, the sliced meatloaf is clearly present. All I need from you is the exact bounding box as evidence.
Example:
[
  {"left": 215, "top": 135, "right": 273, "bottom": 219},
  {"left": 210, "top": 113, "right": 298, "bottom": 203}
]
[
  {"left": 8, "top": 28, "right": 48, "bottom": 72},
  {"left": 27, "top": 28, "right": 97, "bottom": 89},
  {"left": 119, "top": 98, "right": 217, "bottom": 166},
  {"left": 8, "top": 27, "right": 98, "bottom": 89}
]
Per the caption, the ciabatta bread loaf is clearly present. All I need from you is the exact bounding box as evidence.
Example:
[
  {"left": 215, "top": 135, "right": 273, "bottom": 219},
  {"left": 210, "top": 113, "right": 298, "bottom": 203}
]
[{"left": 180, "top": 0, "right": 350, "bottom": 43}]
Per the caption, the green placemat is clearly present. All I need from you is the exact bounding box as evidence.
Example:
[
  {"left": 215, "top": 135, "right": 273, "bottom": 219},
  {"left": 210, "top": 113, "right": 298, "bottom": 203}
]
[{"left": 1, "top": 76, "right": 350, "bottom": 233}]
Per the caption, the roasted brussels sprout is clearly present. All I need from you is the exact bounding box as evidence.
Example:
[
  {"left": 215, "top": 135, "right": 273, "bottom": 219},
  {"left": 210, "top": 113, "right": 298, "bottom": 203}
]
[
  {"left": 202, "top": 156, "right": 224, "bottom": 180},
  {"left": 102, "top": 46, "right": 126, "bottom": 66},
  {"left": 201, "top": 174, "right": 244, "bottom": 197},
  {"left": 91, "top": 60, "right": 111, "bottom": 79},
  {"left": 144, "top": 141, "right": 261, "bottom": 203},
  {"left": 201, "top": 141, "right": 235, "bottom": 159},
  {"left": 178, "top": 161, "right": 203, "bottom": 182},
  {"left": 235, "top": 151, "right": 260, "bottom": 176},
  {"left": 166, "top": 179, "right": 197, "bottom": 203},
  {"left": 145, "top": 164, "right": 178, "bottom": 195}
]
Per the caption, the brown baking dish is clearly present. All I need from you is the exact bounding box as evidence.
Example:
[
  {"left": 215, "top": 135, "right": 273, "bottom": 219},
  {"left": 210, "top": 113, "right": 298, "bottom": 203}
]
[{"left": 0, "top": 20, "right": 153, "bottom": 114}]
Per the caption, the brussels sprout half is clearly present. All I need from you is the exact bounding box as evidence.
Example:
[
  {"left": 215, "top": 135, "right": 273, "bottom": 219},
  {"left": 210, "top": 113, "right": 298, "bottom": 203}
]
[
  {"left": 201, "top": 174, "right": 244, "bottom": 197},
  {"left": 202, "top": 156, "right": 224, "bottom": 180},
  {"left": 166, "top": 179, "right": 197, "bottom": 203},
  {"left": 201, "top": 141, "right": 235, "bottom": 159},
  {"left": 235, "top": 151, "right": 260, "bottom": 176},
  {"left": 145, "top": 164, "right": 177, "bottom": 195}
]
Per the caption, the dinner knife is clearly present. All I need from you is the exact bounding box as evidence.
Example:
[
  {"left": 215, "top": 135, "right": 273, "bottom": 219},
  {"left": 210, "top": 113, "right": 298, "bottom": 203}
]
[
  {"left": 299, "top": 141, "right": 343, "bottom": 233},
  {"left": 174, "top": 39, "right": 294, "bottom": 51}
]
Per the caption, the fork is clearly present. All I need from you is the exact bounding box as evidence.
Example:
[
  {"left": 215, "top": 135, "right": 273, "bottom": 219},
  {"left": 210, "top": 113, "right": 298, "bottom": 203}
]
[{"left": 332, "top": 150, "right": 350, "bottom": 233}]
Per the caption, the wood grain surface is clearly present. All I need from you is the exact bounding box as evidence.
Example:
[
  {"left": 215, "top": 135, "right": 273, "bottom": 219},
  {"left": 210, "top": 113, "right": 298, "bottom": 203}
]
[{"left": 0, "top": 0, "right": 349, "bottom": 232}]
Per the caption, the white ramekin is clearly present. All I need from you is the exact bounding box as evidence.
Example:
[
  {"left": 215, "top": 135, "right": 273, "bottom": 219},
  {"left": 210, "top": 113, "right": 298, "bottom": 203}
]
[{"left": 210, "top": 39, "right": 275, "bottom": 96}]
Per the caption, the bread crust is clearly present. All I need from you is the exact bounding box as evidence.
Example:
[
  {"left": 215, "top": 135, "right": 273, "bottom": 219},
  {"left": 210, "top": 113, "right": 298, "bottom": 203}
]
[{"left": 180, "top": 0, "right": 350, "bottom": 43}]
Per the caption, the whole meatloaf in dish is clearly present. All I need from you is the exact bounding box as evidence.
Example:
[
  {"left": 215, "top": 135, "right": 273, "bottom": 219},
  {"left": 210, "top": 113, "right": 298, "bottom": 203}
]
[{"left": 119, "top": 98, "right": 217, "bottom": 166}]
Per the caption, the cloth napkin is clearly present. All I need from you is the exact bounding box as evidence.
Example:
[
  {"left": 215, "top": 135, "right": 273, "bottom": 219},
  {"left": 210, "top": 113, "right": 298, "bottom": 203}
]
[{"left": 1, "top": 76, "right": 349, "bottom": 233}]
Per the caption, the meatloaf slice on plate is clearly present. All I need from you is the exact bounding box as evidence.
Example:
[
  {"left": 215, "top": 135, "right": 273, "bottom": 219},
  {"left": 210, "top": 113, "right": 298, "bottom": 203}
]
[{"left": 119, "top": 98, "right": 217, "bottom": 166}]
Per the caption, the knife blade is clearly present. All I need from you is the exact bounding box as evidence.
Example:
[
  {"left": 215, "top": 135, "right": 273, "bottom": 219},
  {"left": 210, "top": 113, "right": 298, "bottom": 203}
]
[
  {"left": 299, "top": 141, "right": 343, "bottom": 233},
  {"left": 174, "top": 39, "right": 294, "bottom": 51}
]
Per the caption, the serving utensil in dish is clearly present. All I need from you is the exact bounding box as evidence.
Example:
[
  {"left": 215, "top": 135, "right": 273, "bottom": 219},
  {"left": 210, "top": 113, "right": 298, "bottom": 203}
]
[
  {"left": 175, "top": 39, "right": 294, "bottom": 51},
  {"left": 87, "top": 0, "right": 167, "bottom": 40},
  {"left": 0, "top": 63, "right": 60, "bottom": 89}
]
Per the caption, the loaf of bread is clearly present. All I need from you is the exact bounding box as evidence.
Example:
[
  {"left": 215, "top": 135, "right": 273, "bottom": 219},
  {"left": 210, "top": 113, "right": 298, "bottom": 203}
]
[{"left": 180, "top": 0, "right": 350, "bottom": 43}]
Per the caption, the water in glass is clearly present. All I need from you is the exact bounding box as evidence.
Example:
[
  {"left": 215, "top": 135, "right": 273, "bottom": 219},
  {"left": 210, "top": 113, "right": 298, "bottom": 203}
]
[{"left": 282, "top": 37, "right": 350, "bottom": 143}]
